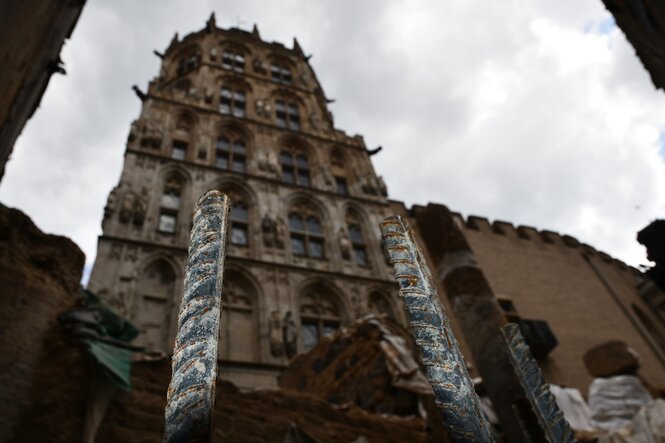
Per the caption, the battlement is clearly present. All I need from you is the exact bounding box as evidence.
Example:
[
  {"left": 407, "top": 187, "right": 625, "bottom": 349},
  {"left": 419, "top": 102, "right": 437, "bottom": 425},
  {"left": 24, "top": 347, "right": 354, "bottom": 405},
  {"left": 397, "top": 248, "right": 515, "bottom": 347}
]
[{"left": 456, "top": 212, "right": 634, "bottom": 273}]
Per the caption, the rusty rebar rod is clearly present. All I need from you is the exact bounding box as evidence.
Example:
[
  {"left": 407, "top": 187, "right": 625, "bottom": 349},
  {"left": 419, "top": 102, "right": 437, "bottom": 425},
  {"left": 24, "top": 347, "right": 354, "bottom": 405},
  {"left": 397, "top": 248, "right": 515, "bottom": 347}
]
[
  {"left": 164, "top": 190, "right": 230, "bottom": 443},
  {"left": 380, "top": 215, "right": 494, "bottom": 443}
]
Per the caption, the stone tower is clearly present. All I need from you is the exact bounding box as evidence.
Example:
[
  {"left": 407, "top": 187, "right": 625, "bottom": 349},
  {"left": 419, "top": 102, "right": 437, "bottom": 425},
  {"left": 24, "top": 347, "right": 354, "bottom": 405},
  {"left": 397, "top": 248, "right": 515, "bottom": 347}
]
[{"left": 87, "top": 15, "right": 404, "bottom": 388}]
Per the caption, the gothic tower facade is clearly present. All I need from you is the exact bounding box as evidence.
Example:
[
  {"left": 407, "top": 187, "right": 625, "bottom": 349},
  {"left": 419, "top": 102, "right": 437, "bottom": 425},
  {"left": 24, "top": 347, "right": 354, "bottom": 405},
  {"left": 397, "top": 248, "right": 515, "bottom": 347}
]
[{"left": 87, "top": 15, "right": 404, "bottom": 388}]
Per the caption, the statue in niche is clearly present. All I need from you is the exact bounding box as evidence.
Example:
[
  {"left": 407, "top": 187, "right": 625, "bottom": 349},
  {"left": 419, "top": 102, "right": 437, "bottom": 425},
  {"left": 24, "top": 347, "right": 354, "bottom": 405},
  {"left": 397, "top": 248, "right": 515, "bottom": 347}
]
[
  {"left": 132, "top": 188, "right": 149, "bottom": 225},
  {"left": 339, "top": 228, "right": 352, "bottom": 260},
  {"left": 282, "top": 311, "right": 297, "bottom": 359},
  {"left": 274, "top": 217, "right": 286, "bottom": 249},
  {"left": 262, "top": 215, "right": 276, "bottom": 247},
  {"left": 141, "top": 119, "right": 164, "bottom": 149},
  {"left": 269, "top": 311, "right": 284, "bottom": 357},
  {"left": 258, "top": 149, "right": 279, "bottom": 175},
  {"left": 119, "top": 191, "right": 136, "bottom": 223}
]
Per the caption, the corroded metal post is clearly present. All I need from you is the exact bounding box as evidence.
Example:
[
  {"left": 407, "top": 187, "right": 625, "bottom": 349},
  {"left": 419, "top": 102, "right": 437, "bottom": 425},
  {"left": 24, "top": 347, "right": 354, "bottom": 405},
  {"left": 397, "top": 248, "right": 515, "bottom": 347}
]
[
  {"left": 164, "top": 191, "right": 230, "bottom": 443},
  {"left": 380, "top": 215, "right": 494, "bottom": 443}
]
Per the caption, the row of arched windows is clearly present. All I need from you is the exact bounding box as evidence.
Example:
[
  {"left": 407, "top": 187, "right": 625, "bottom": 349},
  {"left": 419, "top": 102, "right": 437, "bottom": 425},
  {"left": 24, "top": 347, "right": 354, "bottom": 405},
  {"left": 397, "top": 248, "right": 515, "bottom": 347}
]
[
  {"left": 134, "top": 258, "right": 397, "bottom": 356},
  {"left": 162, "top": 114, "right": 355, "bottom": 196},
  {"left": 156, "top": 172, "right": 374, "bottom": 268}
]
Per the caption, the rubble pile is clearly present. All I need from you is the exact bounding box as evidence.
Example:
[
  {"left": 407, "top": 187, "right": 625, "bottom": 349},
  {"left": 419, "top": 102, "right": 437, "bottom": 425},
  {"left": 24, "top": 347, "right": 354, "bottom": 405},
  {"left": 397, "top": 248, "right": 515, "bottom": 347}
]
[{"left": 279, "top": 316, "right": 434, "bottom": 416}]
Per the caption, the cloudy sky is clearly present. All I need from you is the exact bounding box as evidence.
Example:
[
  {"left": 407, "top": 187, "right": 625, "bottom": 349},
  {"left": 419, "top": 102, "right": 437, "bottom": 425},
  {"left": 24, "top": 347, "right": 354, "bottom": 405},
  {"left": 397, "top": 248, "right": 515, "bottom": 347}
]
[{"left": 2, "top": 0, "right": 665, "bottom": 282}]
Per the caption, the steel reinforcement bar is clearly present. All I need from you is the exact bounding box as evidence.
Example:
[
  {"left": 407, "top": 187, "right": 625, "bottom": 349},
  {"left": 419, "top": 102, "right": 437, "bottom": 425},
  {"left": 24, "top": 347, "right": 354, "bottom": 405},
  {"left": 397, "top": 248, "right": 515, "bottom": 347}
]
[
  {"left": 164, "top": 190, "right": 230, "bottom": 443},
  {"left": 380, "top": 215, "right": 494, "bottom": 443}
]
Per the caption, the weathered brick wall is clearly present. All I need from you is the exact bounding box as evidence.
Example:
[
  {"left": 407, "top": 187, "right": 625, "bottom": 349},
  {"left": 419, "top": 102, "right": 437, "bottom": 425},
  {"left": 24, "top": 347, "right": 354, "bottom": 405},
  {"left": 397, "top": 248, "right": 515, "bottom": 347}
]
[{"left": 459, "top": 216, "right": 665, "bottom": 391}]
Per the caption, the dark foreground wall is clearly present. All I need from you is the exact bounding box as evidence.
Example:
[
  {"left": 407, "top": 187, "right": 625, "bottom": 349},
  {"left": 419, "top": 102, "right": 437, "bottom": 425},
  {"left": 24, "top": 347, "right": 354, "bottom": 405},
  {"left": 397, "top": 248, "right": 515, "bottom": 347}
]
[{"left": 0, "top": 204, "right": 87, "bottom": 442}]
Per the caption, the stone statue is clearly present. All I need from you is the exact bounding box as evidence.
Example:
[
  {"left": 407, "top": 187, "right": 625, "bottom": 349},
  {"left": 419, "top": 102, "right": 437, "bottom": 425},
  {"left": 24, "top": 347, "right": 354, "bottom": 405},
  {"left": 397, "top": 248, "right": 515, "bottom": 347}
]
[
  {"left": 119, "top": 192, "right": 135, "bottom": 223},
  {"left": 339, "top": 228, "right": 352, "bottom": 260},
  {"left": 262, "top": 215, "right": 276, "bottom": 247},
  {"left": 269, "top": 311, "right": 283, "bottom": 357},
  {"left": 275, "top": 217, "right": 286, "bottom": 249},
  {"left": 132, "top": 188, "right": 148, "bottom": 225},
  {"left": 282, "top": 311, "right": 297, "bottom": 359}
]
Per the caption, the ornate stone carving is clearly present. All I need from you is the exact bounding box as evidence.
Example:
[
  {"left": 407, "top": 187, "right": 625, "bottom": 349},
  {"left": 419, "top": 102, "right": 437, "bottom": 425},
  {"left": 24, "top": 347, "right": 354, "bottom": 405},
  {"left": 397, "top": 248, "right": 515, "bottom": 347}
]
[
  {"left": 255, "top": 98, "right": 272, "bottom": 118},
  {"left": 269, "top": 311, "right": 283, "bottom": 357},
  {"left": 282, "top": 311, "right": 297, "bottom": 359},
  {"left": 109, "top": 243, "right": 122, "bottom": 260},
  {"left": 257, "top": 149, "right": 279, "bottom": 175},
  {"left": 119, "top": 191, "right": 135, "bottom": 223},
  {"left": 261, "top": 215, "right": 276, "bottom": 247},
  {"left": 262, "top": 214, "right": 286, "bottom": 249},
  {"left": 104, "top": 185, "right": 120, "bottom": 219},
  {"left": 132, "top": 188, "right": 148, "bottom": 226},
  {"left": 252, "top": 58, "right": 267, "bottom": 74}
]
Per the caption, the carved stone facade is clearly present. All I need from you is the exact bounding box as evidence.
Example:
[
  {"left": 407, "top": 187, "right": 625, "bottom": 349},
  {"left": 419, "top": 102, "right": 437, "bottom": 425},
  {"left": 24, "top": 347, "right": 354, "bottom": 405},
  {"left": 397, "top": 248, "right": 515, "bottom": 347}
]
[{"left": 87, "top": 16, "right": 403, "bottom": 389}]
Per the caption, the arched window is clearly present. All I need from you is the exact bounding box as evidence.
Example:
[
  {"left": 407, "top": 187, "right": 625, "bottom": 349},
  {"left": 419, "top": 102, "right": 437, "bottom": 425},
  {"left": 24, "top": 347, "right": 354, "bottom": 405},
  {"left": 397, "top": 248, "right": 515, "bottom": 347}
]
[
  {"left": 368, "top": 291, "right": 395, "bottom": 318},
  {"left": 136, "top": 259, "right": 176, "bottom": 352},
  {"left": 275, "top": 100, "right": 300, "bottom": 131},
  {"left": 347, "top": 211, "right": 369, "bottom": 267},
  {"left": 158, "top": 175, "right": 184, "bottom": 234},
  {"left": 289, "top": 206, "right": 324, "bottom": 259},
  {"left": 176, "top": 47, "right": 201, "bottom": 76},
  {"left": 222, "top": 50, "right": 245, "bottom": 72},
  {"left": 215, "top": 132, "right": 246, "bottom": 173},
  {"left": 270, "top": 62, "right": 292, "bottom": 84},
  {"left": 220, "top": 86, "right": 246, "bottom": 117},
  {"left": 230, "top": 200, "right": 249, "bottom": 246},
  {"left": 219, "top": 270, "right": 258, "bottom": 361},
  {"left": 330, "top": 149, "right": 349, "bottom": 195},
  {"left": 300, "top": 286, "right": 343, "bottom": 352},
  {"left": 171, "top": 114, "right": 194, "bottom": 160},
  {"left": 280, "top": 149, "right": 309, "bottom": 186}
]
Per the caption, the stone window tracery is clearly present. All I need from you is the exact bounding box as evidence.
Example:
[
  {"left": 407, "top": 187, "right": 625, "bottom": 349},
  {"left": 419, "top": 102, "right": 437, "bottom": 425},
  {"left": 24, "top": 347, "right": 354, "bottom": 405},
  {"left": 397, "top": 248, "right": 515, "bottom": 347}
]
[
  {"left": 270, "top": 63, "right": 292, "bottom": 84},
  {"left": 215, "top": 131, "right": 247, "bottom": 173},
  {"left": 219, "top": 271, "right": 258, "bottom": 361},
  {"left": 288, "top": 204, "right": 324, "bottom": 259},
  {"left": 158, "top": 175, "right": 184, "bottom": 234},
  {"left": 275, "top": 100, "right": 300, "bottom": 131},
  {"left": 347, "top": 212, "right": 369, "bottom": 267},
  {"left": 230, "top": 200, "right": 249, "bottom": 246},
  {"left": 280, "top": 149, "right": 309, "bottom": 186},
  {"left": 219, "top": 86, "right": 246, "bottom": 118},
  {"left": 222, "top": 50, "right": 245, "bottom": 72},
  {"left": 176, "top": 47, "right": 201, "bottom": 76},
  {"left": 299, "top": 289, "right": 342, "bottom": 352},
  {"left": 136, "top": 259, "right": 176, "bottom": 351},
  {"left": 171, "top": 114, "right": 194, "bottom": 160}
]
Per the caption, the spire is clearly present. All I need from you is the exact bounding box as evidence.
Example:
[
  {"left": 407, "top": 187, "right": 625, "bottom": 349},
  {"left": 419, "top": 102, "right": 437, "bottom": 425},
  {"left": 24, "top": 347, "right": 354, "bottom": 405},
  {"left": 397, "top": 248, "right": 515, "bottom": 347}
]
[
  {"left": 170, "top": 32, "right": 179, "bottom": 47},
  {"left": 293, "top": 37, "right": 304, "bottom": 57},
  {"left": 206, "top": 12, "right": 216, "bottom": 32},
  {"left": 252, "top": 23, "right": 261, "bottom": 39}
]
